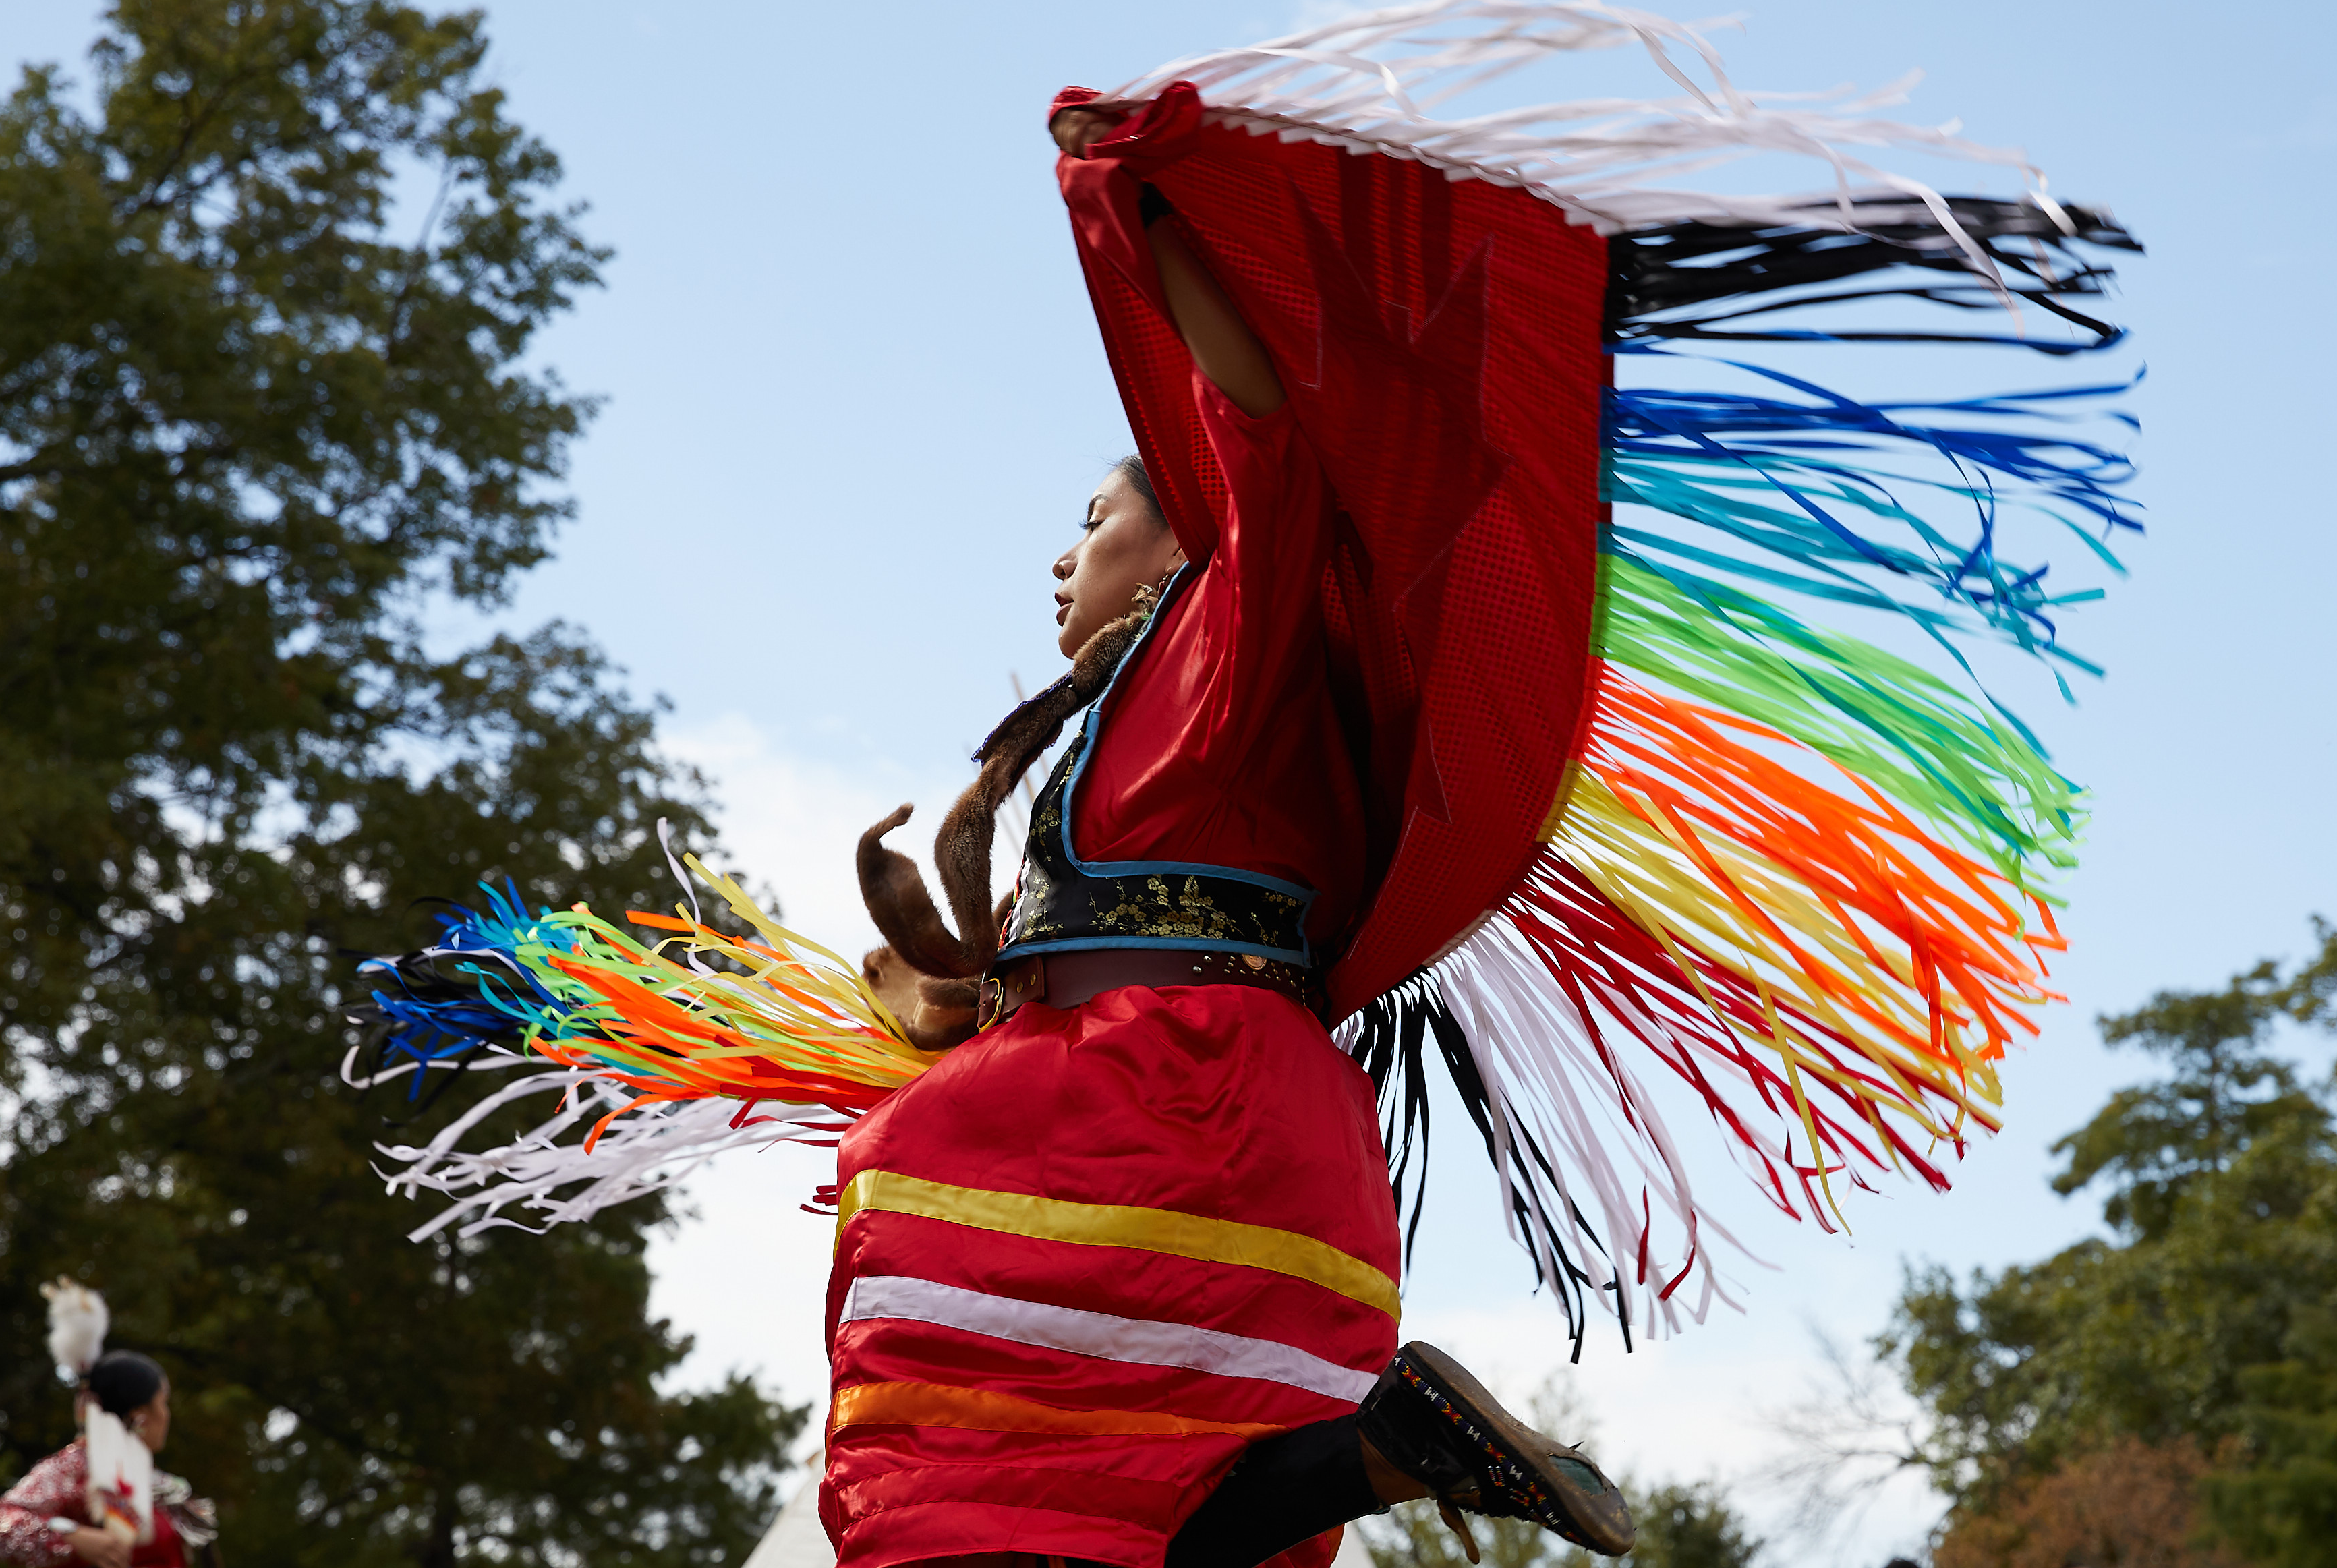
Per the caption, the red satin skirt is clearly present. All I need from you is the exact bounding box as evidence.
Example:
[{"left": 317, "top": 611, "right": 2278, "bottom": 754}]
[{"left": 819, "top": 983, "right": 1400, "bottom": 1568}]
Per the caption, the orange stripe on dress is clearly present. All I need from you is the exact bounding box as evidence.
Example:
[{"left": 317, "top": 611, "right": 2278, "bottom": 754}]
[{"left": 829, "top": 1381, "right": 1287, "bottom": 1442}]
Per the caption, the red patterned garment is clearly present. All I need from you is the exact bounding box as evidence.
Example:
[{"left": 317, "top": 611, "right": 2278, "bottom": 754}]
[
  {"left": 0, "top": 1447, "right": 77, "bottom": 1568},
  {"left": 0, "top": 1444, "right": 190, "bottom": 1568},
  {"left": 818, "top": 374, "right": 1400, "bottom": 1568}
]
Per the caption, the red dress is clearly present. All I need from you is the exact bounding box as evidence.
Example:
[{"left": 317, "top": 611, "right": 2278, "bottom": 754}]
[
  {"left": 819, "top": 381, "right": 1400, "bottom": 1568},
  {"left": 0, "top": 1445, "right": 189, "bottom": 1568}
]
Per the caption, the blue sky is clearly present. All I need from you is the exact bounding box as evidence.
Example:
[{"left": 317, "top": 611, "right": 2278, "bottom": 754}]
[{"left": 13, "top": 0, "right": 2336, "bottom": 1559}]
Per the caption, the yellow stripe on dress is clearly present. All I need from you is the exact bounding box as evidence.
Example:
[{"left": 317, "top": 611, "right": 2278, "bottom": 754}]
[
  {"left": 835, "top": 1169, "right": 1401, "bottom": 1320},
  {"left": 830, "top": 1380, "right": 1286, "bottom": 1441}
]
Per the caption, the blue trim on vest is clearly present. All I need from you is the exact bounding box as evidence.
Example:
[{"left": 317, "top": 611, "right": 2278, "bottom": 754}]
[{"left": 993, "top": 564, "right": 1319, "bottom": 968}]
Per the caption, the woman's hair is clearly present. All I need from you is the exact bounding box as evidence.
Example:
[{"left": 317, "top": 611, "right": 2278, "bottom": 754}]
[
  {"left": 1112, "top": 454, "right": 1165, "bottom": 524},
  {"left": 85, "top": 1349, "right": 165, "bottom": 1416}
]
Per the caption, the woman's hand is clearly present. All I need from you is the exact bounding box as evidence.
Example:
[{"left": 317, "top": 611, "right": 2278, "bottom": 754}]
[
  {"left": 67, "top": 1525, "right": 129, "bottom": 1568},
  {"left": 1050, "top": 101, "right": 1139, "bottom": 157}
]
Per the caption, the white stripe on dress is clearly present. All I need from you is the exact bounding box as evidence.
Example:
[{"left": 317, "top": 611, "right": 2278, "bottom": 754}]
[{"left": 839, "top": 1273, "right": 1377, "bottom": 1403}]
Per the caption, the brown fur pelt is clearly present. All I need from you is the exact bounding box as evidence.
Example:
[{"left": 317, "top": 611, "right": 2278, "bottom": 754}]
[
  {"left": 857, "top": 608, "right": 1147, "bottom": 1051},
  {"left": 859, "top": 925, "right": 982, "bottom": 1051}
]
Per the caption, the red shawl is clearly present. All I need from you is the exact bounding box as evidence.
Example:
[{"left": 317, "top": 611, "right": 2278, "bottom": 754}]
[{"left": 1054, "top": 82, "right": 1609, "bottom": 1022}]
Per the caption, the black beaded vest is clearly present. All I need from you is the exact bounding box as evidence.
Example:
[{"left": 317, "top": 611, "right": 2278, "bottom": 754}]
[{"left": 992, "top": 568, "right": 1318, "bottom": 970}]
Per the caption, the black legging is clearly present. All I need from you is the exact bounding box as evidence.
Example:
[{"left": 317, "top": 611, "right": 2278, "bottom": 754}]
[{"left": 1161, "top": 1414, "right": 1381, "bottom": 1568}]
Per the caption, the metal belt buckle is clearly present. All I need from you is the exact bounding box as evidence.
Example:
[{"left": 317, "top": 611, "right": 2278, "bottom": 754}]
[{"left": 976, "top": 956, "right": 1045, "bottom": 1030}]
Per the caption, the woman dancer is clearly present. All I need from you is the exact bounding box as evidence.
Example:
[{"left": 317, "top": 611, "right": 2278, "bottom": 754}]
[
  {"left": 353, "top": 8, "right": 2136, "bottom": 1568},
  {"left": 813, "top": 100, "right": 1632, "bottom": 1568},
  {"left": 0, "top": 1283, "right": 219, "bottom": 1568}
]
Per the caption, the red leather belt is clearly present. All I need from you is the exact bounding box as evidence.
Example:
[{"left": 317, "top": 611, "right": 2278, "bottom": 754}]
[{"left": 979, "top": 947, "right": 1317, "bottom": 1028}]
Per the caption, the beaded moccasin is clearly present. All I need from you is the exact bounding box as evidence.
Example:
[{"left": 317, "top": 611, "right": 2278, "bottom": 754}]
[{"left": 1356, "top": 1341, "right": 1636, "bottom": 1557}]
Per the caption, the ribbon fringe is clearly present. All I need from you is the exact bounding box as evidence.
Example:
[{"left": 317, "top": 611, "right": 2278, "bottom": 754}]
[
  {"left": 1356, "top": 657, "right": 2064, "bottom": 1347},
  {"left": 346, "top": 854, "right": 933, "bottom": 1232},
  {"left": 345, "top": 1047, "right": 848, "bottom": 1241},
  {"left": 1116, "top": 0, "right": 2083, "bottom": 270}
]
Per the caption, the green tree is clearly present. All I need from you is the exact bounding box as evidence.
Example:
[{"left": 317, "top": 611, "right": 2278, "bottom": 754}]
[
  {"left": 0, "top": 1, "right": 803, "bottom": 1563},
  {"left": 1365, "top": 1482, "right": 1758, "bottom": 1568},
  {"left": 2208, "top": 1305, "right": 2337, "bottom": 1568},
  {"left": 1616, "top": 1484, "right": 1760, "bottom": 1568},
  {"left": 2053, "top": 950, "right": 2322, "bottom": 1242},
  {"left": 1368, "top": 1498, "right": 1554, "bottom": 1568},
  {"left": 1880, "top": 923, "right": 2337, "bottom": 1563}
]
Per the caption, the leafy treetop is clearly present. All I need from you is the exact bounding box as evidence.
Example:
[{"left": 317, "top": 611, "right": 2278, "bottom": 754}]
[
  {"left": 0, "top": 3, "right": 802, "bottom": 1563},
  {"left": 1882, "top": 922, "right": 2337, "bottom": 1567}
]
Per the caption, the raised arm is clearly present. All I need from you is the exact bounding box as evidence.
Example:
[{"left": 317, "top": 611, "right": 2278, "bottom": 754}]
[{"left": 1053, "top": 107, "right": 1287, "bottom": 418}]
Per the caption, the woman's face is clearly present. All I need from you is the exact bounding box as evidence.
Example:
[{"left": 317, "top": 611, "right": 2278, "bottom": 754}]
[
  {"left": 1052, "top": 470, "right": 1184, "bottom": 658},
  {"left": 131, "top": 1380, "right": 169, "bottom": 1452}
]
